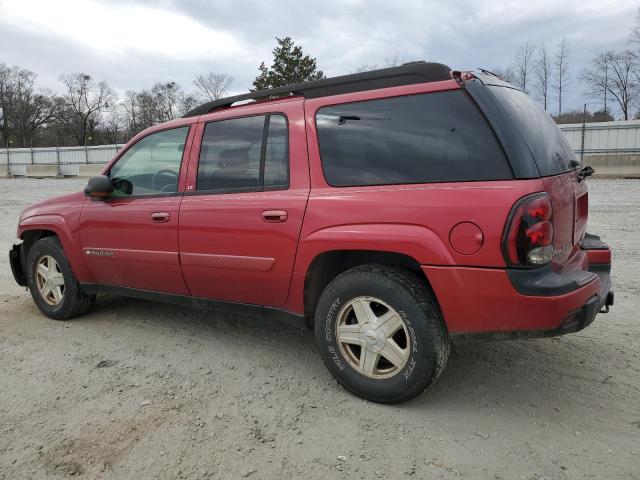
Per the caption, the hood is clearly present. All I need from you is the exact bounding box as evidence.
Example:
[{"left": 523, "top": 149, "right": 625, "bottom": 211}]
[{"left": 20, "top": 191, "right": 86, "bottom": 222}]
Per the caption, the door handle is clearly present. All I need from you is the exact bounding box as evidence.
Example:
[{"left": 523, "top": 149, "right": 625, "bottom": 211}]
[
  {"left": 262, "top": 210, "right": 288, "bottom": 223},
  {"left": 151, "top": 212, "right": 170, "bottom": 223}
]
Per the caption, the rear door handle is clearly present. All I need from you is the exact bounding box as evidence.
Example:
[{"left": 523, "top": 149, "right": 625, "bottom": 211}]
[
  {"left": 262, "top": 210, "right": 288, "bottom": 223},
  {"left": 151, "top": 212, "right": 170, "bottom": 223}
]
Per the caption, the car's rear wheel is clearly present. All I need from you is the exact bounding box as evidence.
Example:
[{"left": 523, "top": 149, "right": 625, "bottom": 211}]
[
  {"left": 26, "top": 237, "right": 94, "bottom": 320},
  {"left": 314, "top": 264, "right": 450, "bottom": 403}
]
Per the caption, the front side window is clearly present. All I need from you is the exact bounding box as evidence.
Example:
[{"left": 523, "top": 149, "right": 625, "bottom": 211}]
[
  {"left": 316, "top": 91, "right": 512, "bottom": 187},
  {"left": 109, "top": 127, "right": 189, "bottom": 196},
  {"left": 197, "top": 114, "right": 289, "bottom": 192}
]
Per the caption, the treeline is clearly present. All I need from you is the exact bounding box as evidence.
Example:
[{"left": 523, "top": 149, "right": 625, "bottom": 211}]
[
  {"left": 0, "top": 66, "right": 235, "bottom": 148},
  {"left": 0, "top": 36, "right": 322, "bottom": 148},
  {"left": 494, "top": 10, "right": 640, "bottom": 123}
]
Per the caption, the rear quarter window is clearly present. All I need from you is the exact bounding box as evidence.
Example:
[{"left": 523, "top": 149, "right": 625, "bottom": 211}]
[
  {"left": 315, "top": 90, "right": 512, "bottom": 187},
  {"left": 488, "top": 86, "right": 578, "bottom": 176}
]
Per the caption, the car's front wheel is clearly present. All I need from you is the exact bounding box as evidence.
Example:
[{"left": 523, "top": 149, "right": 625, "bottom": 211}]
[
  {"left": 26, "top": 237, "right": 94, "bottom": 320},
  {"left": 314, "top": 264, "right": 450, "bottom": 403}
]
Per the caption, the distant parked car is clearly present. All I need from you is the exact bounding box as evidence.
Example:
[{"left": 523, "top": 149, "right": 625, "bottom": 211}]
[{"left": 10, "top": 62, "right": 613, "bottom": 403}]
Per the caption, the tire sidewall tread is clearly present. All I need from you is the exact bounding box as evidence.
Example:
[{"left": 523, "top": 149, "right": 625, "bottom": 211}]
[
  {"left": 26, "top": 237, "right": 92, "bottom": 320},
  {"left": 314, "top": 264, "right": 450, "bottom": 404}
]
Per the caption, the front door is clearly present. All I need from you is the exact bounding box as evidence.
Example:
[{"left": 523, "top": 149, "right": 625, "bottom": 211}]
[
  {"left": 179, "top": 104, "right": 309, "bottom": 306},
  {"left": 79, "top": 126, "right": 193, "bottom": 295}
]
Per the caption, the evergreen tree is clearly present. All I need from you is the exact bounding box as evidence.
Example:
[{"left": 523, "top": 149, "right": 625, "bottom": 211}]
[{"left": 252, "top": 37, "right": 324, "bottom": 91}]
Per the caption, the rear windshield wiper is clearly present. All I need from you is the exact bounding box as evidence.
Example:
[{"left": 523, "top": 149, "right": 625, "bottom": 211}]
[
  {"left": 338, "top": 115, "right": 361, "bottom": 125},
  {"left": 337, "top": 115, "right": 390, "bottom": 125},
  {"left": 577, "top": 165, "right": 594, "bottom": 182}
]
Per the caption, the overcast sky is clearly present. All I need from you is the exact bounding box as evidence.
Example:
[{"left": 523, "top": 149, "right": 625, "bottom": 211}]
[{"left": 1, "top": 0, "right": 638, "bottom": 115}]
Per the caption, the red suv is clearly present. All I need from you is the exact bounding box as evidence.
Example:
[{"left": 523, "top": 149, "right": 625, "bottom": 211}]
[{"left": 9, "top": 63, "right": 613, "bottom": 403}]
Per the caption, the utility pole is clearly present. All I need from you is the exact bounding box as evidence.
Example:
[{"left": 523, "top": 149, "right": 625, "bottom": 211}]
[
  {"left": 604, "top": 61, "right": 608, "bottom": 113},
  {"left": 5, "top": 139, "right": 9, "bottom": 177},
  {"left": 580, "top": 103, "right": 587, "bottom": 164}
]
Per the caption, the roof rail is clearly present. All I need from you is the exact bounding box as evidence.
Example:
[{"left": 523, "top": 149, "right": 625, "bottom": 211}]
[{"left": 182, "top": 61, "right": 452, "bottom": 118}]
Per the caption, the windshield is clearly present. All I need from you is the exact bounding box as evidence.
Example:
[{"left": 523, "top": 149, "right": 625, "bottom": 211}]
[{"left": 488, "top": 86, "right": 578, "bottom": 176}]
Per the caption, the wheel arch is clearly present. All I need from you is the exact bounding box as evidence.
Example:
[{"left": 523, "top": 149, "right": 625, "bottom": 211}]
[
  {"left": 18, "top": 216, "right": 95, "bottom": 284},
  {"left": 302, "top": 249, "right": 439, "bottom": 329}
]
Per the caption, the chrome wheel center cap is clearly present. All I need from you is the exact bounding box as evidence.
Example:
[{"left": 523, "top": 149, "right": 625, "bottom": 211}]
[{"left": 362, "top": 327, "right": 385, "bottom": 352}]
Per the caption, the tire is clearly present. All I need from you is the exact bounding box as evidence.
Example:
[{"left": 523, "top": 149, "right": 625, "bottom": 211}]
[
  {"left": 314, "top": 264, "right": 450, "bottom": 403},
  {"left": 26, "top": 236, "right": 94, "bottom": 320}
]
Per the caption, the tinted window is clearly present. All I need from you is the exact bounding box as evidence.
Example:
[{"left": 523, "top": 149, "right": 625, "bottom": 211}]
[
  {"left": 197, "top": 114, "right": 288, "bottom": 191},
  {"left": 263, "top": 115, "right": 289, "bottom": 188},
  {"left": 488, "top": 86, "right": 578, "bottom": 176},
  {"left": 316, "top": 91, "right": 511, "bottom": 187},
  {"left": 197, "top": 116, "right": 263, "bottom": 191},
  {"left": 110, "top": 127, "right": 188, "bottom": 196}
]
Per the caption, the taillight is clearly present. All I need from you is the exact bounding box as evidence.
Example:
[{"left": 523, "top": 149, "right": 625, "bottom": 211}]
[{"left": 503, "top": 193, "right": 554, "bottom": 267}]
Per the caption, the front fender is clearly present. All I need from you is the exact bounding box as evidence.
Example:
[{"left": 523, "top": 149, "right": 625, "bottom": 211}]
[
  {"left": 18, "top": 215, "right": 96, "bottom": 284},
  {"left": 293, "top": 223, "right": 454, "bottom": 274}
]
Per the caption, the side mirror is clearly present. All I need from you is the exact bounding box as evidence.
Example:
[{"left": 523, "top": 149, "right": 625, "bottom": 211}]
[{"left": 84, "top": 175, "right": 113, "bottom": 198}]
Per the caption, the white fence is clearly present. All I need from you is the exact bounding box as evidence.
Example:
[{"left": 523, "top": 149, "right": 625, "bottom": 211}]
[
  {"left": 559, "top": 120, "right": 640, "bottom": 157},
  {"left": 0, "top": 144, "right": 123, "bottom": 176}
]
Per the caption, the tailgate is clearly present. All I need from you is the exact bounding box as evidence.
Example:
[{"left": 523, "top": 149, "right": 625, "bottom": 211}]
[{"left": 541, "top": 170, "right": 588, "bottom": 267}]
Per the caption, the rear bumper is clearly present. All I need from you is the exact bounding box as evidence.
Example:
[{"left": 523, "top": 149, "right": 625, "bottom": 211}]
[{"left": 423, "top": 233, "right": 613, "bottom": 338}]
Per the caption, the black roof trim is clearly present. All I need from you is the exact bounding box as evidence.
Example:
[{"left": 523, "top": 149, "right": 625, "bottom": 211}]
[{"left": 183, "top": 61, "right": 452, "bottom": 118}]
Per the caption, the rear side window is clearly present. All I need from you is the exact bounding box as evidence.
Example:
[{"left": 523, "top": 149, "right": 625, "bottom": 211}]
[
  {"left": 316, "top": 91, "right": 512, "bottom": 187},
  {"left": 197, "top": 114, "right": 288, "bottom": 192},
  {"left": 263, "top": 115, "right": 289, "bottom": 188},
  {"left": 488, "top": 86, "right": 578, "bottom": 176}
]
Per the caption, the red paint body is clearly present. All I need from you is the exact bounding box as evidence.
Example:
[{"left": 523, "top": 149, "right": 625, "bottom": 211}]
[{"left": 16, "top": 76, "right": 611, "bottom": 334}]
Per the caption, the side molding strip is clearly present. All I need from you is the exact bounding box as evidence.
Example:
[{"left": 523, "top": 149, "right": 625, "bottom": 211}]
[{"left": 80, "top": 283, "right": 305, "bottom": 329}]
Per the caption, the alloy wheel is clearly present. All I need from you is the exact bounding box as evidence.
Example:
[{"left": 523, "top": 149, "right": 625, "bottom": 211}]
[
  {"left": 35, "top": 255, "right": 65, "bottom": 306},
  {"left": 335, "top": 296, "right": 411, "bottom": 379}
]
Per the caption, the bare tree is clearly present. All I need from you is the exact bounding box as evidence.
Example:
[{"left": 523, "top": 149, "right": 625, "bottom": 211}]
[
  {"left": 102, "top": 103, "right": 126, "bottom": 144},
  {"left": 352, "top": 64, "right": 379, "bottom": 73},
  {"left": 629, "top": 7, "right": 640, "bottom": 58},
  {"left": 605, "top": 51, "right": 637, "bottom": 120},
  {"left": 383, "top": 55, "right": 407, "bottom": 68},
  {"left": 553, "top": 37, "right": 570, "bottom": 117},
  {"left": 121, "top": 90, "right": 142, "bottom": 137},
  {"left": 119, "top": 81, "right": 197, "bottom": 138},
  {"left": 514, "top": 41, "right": 536, "bottom": 93},
  {"left": 534, "top": 46, "right": 552, "bottom": 110},
  {"left": 57, "top": 73, "right": 115, "bottom": 145},
  {"left": 193, "top": 72, "right": 233, "bottom": 101},
  {"left": 0, "top": 64, "right": 56, "bottom": 147},
  {"left": 150, "top": 82, "right": 182, "bottom": 122},
  {"left": 491, "top": 66, "right": 517, "bottom": 84},
  {"left": 580, "top": 50, "right": 616, "bottom": 114},
  {"left": 0, "top": 64, "right": 12, "bottom": 145},
  {"left": 352, "top": 57, "right": 408, "bottom": 74}
]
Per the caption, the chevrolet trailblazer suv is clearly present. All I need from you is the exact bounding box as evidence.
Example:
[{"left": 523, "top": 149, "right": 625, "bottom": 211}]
[{"left": 9, "top": 62, "right": 614, "bottom": 403}]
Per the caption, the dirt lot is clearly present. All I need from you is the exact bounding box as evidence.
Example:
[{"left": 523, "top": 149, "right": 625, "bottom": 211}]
[{"left": 0, "top": 178, "right": 638, "bottom": 480}]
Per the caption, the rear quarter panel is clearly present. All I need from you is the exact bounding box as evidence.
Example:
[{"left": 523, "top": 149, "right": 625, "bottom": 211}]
[
  {"left": 294, "top": 180, "right": 546, "bottom": 272},
  {"left": 297, "top": 81, "right": 547, "bottom": 273}
]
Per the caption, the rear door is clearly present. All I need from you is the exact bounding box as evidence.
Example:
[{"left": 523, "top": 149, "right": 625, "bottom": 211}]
[{"left": 178, "top": 100, "right": 310, "bottom": 306}]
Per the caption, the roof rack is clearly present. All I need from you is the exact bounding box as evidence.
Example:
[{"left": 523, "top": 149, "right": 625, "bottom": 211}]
[{"left": 182, "top": 61, "right": 452, "bottom": 118}]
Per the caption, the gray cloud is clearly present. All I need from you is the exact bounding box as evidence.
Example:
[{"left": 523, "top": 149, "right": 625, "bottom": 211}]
[{"left": 0, "top": 0, "right": 637, "bottom": 114}]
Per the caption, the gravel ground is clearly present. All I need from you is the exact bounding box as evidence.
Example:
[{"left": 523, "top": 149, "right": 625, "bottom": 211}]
[{"left": 0, "top": 178, "right": 638, "bottom": 480}]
